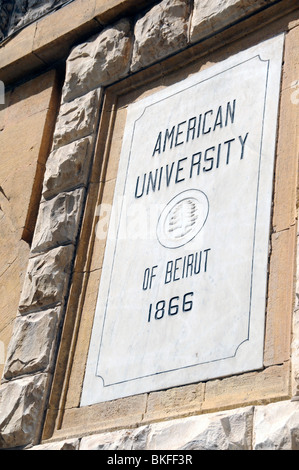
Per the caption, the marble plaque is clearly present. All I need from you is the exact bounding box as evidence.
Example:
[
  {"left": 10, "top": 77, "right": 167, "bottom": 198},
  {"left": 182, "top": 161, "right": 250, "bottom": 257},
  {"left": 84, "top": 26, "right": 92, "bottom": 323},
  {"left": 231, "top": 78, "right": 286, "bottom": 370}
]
[{"left": 81, "top": 35, "right": 284, "bottom": 406}]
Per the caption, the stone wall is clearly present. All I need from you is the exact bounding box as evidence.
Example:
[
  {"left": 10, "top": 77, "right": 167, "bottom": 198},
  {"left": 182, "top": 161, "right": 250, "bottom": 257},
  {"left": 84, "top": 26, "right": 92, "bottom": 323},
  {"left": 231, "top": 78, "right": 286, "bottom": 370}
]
[
  {"left": 0, "top": 0, "right": 298, "bottom": 450},
  {"left": 27, "top": 402, "right": 299, "bottom": 450},
  {"left": 0, "top": 70, "right": 60, "bottom": 382}
]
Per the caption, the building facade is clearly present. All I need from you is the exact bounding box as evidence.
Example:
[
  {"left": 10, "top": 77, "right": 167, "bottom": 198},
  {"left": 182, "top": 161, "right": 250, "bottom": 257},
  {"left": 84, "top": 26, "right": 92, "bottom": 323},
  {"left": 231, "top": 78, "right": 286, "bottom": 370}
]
[{"left": 0, "top": 0, "right": 298, "bottom": 450}]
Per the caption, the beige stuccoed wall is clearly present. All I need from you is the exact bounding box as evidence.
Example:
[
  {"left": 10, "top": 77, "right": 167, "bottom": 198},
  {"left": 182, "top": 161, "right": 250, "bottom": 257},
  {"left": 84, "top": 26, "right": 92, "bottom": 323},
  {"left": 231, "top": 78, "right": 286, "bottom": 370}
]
[{"left": 0, "top": 0, "right": 298, "bottom": 450}]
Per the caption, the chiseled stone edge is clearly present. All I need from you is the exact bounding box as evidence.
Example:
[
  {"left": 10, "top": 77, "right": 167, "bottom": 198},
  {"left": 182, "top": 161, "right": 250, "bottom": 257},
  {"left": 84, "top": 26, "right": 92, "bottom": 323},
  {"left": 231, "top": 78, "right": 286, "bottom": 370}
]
[
  {"left": 52, "top": 89, "right": 102, "bottom": 151},
  {"left": 18, "top": 244, "right": 75, "bottom": 314},
  {"left": 0, "top": 0, "right": 296, "bottom": 451},
  {"left": 2, "top": 306, "right": 63, "bottom": 381},
  {"left": 0, "top": 374, "right": 51, "bottom": 449},
  {"left": 31, "top": 188, "right": 86, "bottom": 254},
  {"left": 42, "top": 136, "right": 94, "bottom": 200}
]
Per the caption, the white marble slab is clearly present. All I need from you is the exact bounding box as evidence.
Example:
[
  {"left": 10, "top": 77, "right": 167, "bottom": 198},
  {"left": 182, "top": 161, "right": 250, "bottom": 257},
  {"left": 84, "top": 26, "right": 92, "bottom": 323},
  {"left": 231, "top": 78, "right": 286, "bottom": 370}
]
[{"left": 81, "top": 34, "right": 284, "bottom": 406}]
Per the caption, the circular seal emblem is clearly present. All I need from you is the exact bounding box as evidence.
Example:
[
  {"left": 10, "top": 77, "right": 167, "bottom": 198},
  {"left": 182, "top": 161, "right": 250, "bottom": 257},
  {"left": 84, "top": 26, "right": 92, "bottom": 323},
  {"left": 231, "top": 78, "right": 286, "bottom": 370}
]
[{"left": 156, "top": 189, "right": 209, "bottom": 249}]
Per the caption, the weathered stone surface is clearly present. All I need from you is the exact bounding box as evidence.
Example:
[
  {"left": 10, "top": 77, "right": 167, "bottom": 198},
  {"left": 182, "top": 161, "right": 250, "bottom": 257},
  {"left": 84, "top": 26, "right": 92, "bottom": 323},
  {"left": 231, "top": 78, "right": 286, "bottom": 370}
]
[
  {"left": 0, "top": 374, "right": 49, "bottom": 449},
  {"left": 19, "top": 245, "right": 74, "bottom": 313},
  {"left": 62, "top": 19, "right": 133, "bottom": 103},
  {"left": 253, "top": 401, "right": 299, "bottom": 450},
  {"left": 3, "top": 307, "right": 62, "bottom": 380},
  {"left": 29, "top": 438, "right": 80, "bottom": 450},
  {"left": 43, "top": 136, "right": 93, "bottom": 200},
  {"left": 146, "top": 407, "right": 254, "bottom": 450},
  {"left": 79, "top": 406, "right": 254, "bottom": 450},
  {"left": 131, "top": 0, "right": 190, "bottom": 73},
  {"left": 79, "top": 429, "right": 136, "bottom": 450},
  {"left": 190, "top": 0, "right": 273, "bottom": 43},
  {"left": 31, "top": 188, "right": 85, "bottom": 253},
  {"left": 52, "top": 89, "right": 101, "bottom": 150}
]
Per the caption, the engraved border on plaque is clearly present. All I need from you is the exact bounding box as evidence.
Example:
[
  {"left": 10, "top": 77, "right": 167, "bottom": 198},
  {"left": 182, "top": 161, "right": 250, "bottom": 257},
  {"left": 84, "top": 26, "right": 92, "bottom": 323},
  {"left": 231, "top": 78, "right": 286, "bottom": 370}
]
[{"left": 95, "top": 55, "right": 269, "bottom": 386}]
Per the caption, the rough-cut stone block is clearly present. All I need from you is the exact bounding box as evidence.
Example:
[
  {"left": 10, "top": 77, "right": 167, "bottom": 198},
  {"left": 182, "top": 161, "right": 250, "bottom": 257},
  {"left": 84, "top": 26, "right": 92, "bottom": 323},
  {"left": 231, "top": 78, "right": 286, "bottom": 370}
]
[
  {"left": 31, "top": 188, "right": 85, "bottom": 253},
  {"left": 62, "top": 19, "right": 133, "bottom": 103},
  {"left": 190, "top": 0, "right": 272, "bottom": 44},
  {"left": 79, "top": 406, "right": 254, "bottom": 450},
  {"left": 146, "top": 407, "right": 254, "bottom": 450},
  {"left": 52, "top": 89, "right": 101, "bottom": 150},
  {"left": 19, "top": 245, "right": 74, "bottom": 314},
  {"left": 29, "top": 438, "right": 80, "bottom": 450},
  {"left": 253, "top": 401, "right": 299, "bottom": 450},
  {"left": 0, "top": 374, "right": 49, "bottom": 449},
  {"left": 3, "top": 307, "right": 62, "bottom": 380},
  {"left": 131, "top": 0, "right": 190, "bottom": 73},
  {"left": 43, "top": 136, "right": 93, "bottom": 200}
]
